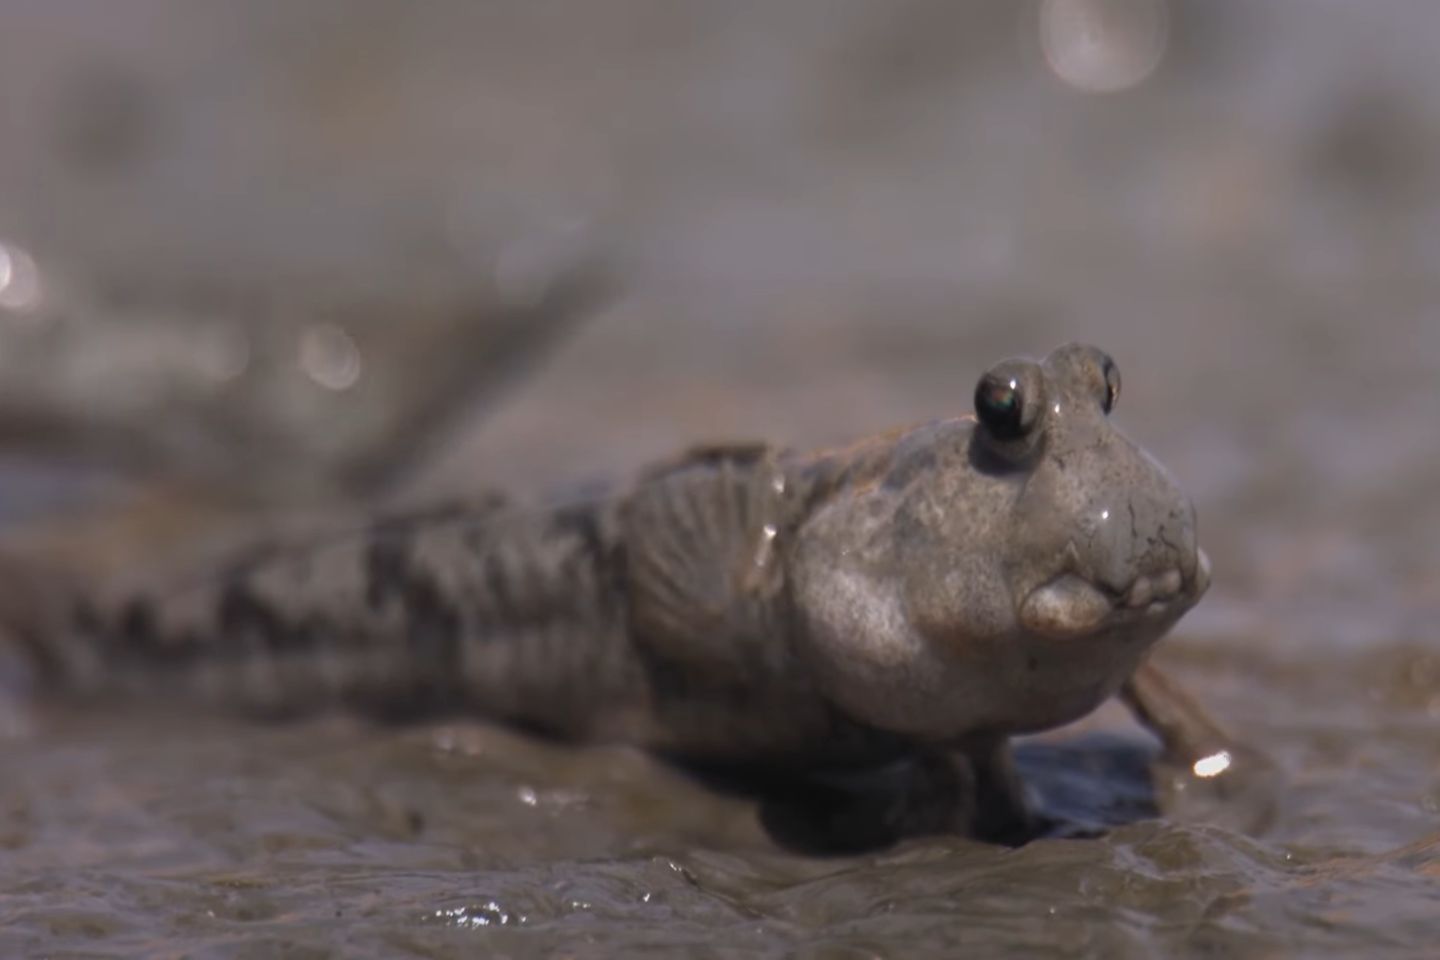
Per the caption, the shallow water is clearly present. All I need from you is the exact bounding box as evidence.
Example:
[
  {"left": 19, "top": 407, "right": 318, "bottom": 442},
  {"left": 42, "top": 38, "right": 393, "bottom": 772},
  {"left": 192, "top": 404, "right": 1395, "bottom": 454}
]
[{"left": 2, "top": 558, "right": 1439, "bottom": 958}]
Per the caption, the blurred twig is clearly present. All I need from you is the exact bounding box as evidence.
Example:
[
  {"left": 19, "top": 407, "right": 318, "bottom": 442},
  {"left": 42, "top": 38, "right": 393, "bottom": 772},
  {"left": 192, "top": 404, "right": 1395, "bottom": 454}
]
[{"left": 0, "top": 251, "right": 616, "bottom": 512}]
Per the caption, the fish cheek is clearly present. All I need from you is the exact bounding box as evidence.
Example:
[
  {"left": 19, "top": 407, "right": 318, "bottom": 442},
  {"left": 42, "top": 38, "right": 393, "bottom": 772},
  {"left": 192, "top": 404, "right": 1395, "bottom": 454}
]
[{"left": 905, "top": 553, "right": 1017, "bottom": 652}]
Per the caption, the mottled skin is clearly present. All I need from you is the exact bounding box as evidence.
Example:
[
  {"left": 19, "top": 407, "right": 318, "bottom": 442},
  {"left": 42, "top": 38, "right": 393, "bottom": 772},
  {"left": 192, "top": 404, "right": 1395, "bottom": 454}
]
[{"left": 3, "top": 343, "right": 1236, "bottom": 840}]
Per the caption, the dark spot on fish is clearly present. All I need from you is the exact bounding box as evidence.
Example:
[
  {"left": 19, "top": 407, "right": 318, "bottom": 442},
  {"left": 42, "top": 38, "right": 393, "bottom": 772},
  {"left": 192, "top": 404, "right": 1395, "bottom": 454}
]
[
  {"left": 360, "top": 530, "right": 463, "bottom": 711},
  {"left": 482, "top": 551, "right": 516, "bottom": 624},
  {"left": 359, "top": 558, "right": 462, "bottom": 717},
  {"left": 552, "top": 503, "right": 606, "bottom": 577},
  {"left": 603, "top": 539, "right": 630, "bottom": 615},
  {"left": 402, "top": 570, "right": 461, "bottom": 667},
  {"left": 552, "top": 502, "right": 601, "bottom": 551},
  {"left": 120, "top": 597, "right": 155, "bottom": 645},
  {"left": 557, "top": 501, "right": 626, "bottom": 610},
  {"left": 365, "top": 534, "right": 410, "bottom": 611},
  {"left": 218, "top": 581, "right": 292, "bottom": 652},
  {"left": 101, "top": 596, "right": 196, "bottom": 667}
]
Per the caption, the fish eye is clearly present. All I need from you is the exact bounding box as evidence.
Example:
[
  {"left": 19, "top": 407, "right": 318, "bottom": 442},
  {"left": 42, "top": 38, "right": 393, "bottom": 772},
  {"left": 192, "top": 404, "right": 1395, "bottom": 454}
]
[
  {"left": 974, "top": 371, "right": 1028, "bottom": 440},
  {"left": 1101, "top": 355, "right": 1121, "bottom": 414}
]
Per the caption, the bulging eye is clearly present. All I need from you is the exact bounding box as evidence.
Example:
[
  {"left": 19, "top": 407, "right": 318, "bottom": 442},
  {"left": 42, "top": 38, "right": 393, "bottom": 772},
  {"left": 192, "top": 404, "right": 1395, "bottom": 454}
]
[
  {"left": 974, "top": 371, "right": 1028, "bottom": 440},
  {"left": 1101, "top": 355, "right": 1121, "bottom": 414}
]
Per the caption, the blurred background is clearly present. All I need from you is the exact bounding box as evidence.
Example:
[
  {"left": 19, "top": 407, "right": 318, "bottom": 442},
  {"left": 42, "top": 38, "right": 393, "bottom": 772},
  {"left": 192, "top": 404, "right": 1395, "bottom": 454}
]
[
  {"left": 0, "top": 0, "right": 1437, "bottom": 603},
  {"left": 2, "top": 2, "right": 1439, "bottom": 956}
]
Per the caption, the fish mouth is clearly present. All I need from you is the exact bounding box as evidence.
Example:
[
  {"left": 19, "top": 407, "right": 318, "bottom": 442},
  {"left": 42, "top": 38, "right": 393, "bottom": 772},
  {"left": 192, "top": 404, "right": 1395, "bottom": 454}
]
[
  {"left": 1019, "top": 548, "right": 1211, "bottom": 639},
  {"left": 1119, "top": 547, "right": 1211, "bottom": 611}
]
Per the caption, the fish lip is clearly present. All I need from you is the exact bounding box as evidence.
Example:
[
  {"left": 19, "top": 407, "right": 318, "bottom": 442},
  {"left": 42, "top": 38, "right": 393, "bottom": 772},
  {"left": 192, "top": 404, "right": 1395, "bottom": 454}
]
[
  {"left": 1121, "top": 568, "right": 1182, "bottom": 609},
  {"left": 1022, "top": 546, "right": 1210, "bottom": 638},
  {"left": 1194, "top": 547, "right": 1213, "bottom": 598},
  {"left": 1018, "top": 573, "right": 1114, "bottom": 637},
  {"left": 1114, "top": 548, "right": 1211, "bottom": 611}
]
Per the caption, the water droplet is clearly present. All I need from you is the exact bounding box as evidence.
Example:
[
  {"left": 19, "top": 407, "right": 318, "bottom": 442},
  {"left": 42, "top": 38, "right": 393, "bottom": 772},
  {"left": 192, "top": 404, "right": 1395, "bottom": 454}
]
[
  {"left": 1039, "top": 0, "right": 1168, "bottom": 94},
  {"left": 431, "top": 900, "right": 521, "bottom": 928},
  {"left": 298, "top": 323, "right": 362, "bottom": 391},
  {"left": 1192, "top": 750, "right": 1232, "bottom": 779},
  {"left": 754, "top": 523, "right": 779, "bottom": 569},
  {"left": 0, "top": 241, "right": 43, "bottom": 313}
]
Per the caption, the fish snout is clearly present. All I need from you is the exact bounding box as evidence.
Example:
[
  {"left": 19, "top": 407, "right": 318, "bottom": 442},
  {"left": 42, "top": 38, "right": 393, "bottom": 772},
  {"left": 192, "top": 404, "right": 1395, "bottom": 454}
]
[{"left": 1119, "top": 544, "right": 1209, "bottom": 612}]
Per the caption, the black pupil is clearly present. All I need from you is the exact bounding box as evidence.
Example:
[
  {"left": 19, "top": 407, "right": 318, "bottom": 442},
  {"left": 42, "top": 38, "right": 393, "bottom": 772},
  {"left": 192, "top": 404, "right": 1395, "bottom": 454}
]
[
  {"left": 976, "top": 377, "right": 1025, "bottom": 439},
  {"left": 986, "top": 384, "right": 1015, "bottom": 413}
]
